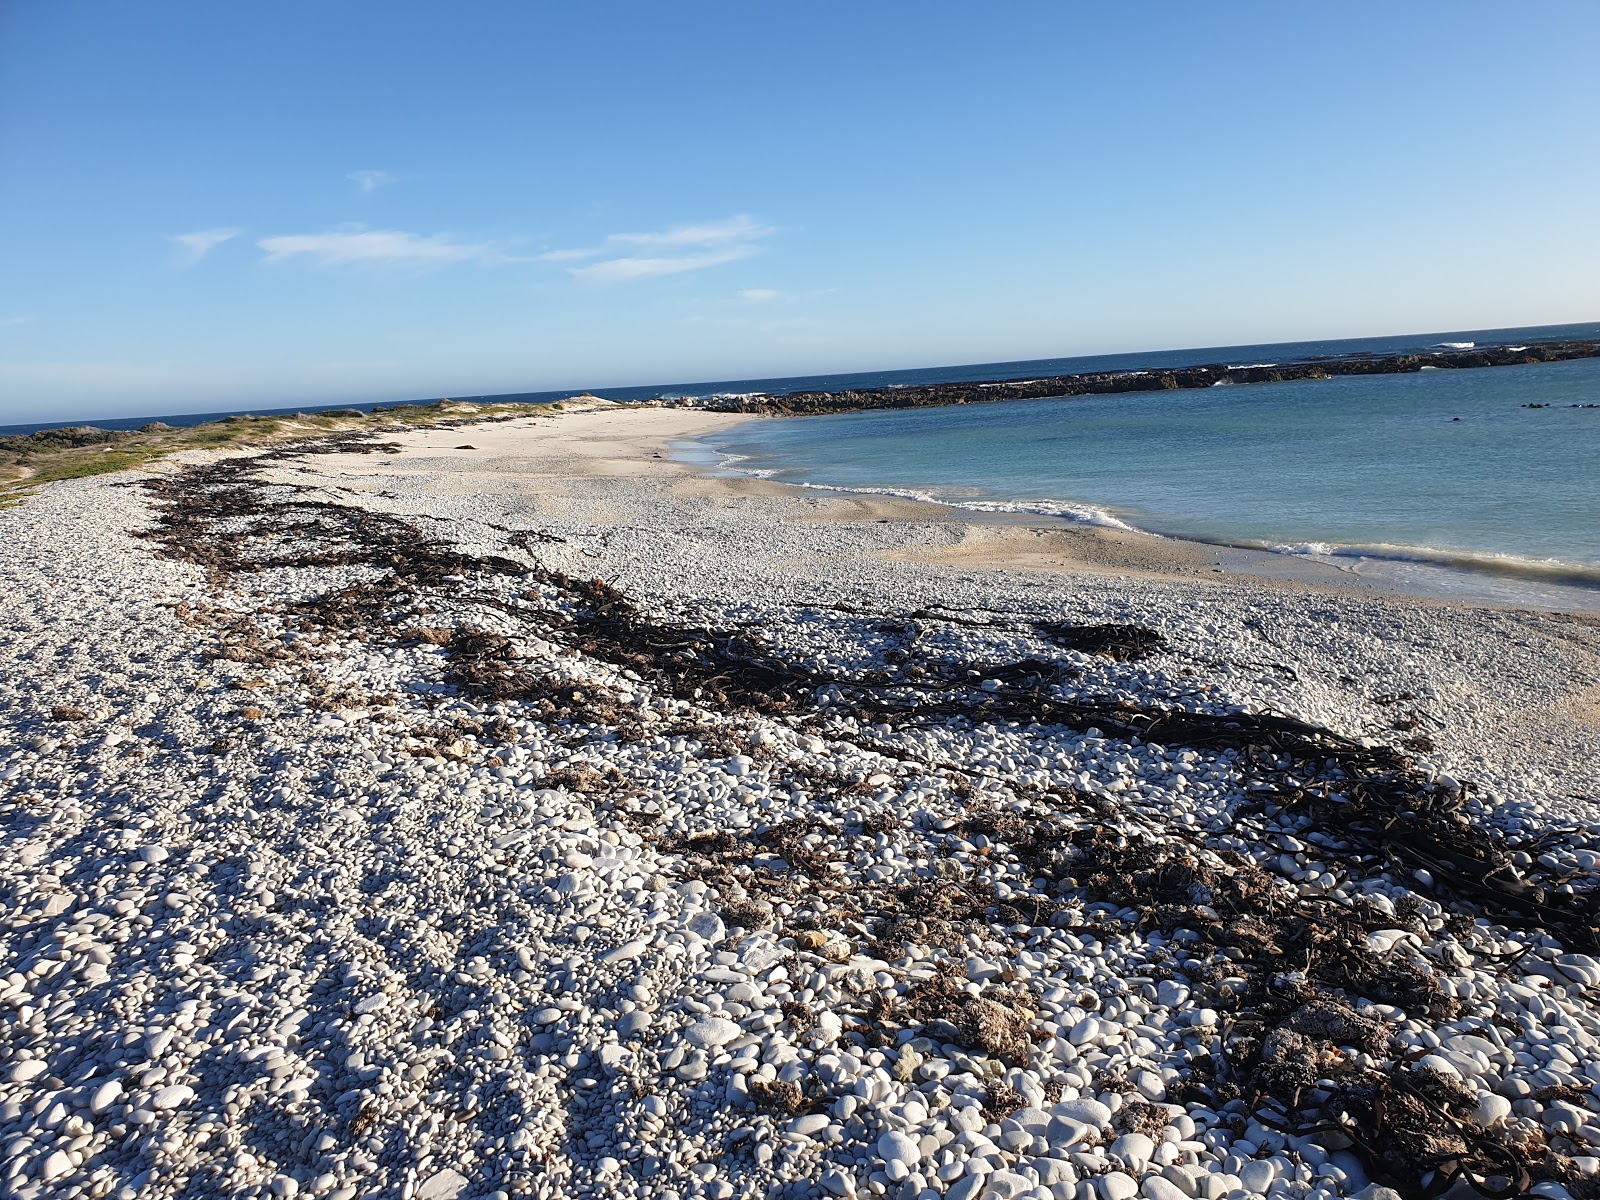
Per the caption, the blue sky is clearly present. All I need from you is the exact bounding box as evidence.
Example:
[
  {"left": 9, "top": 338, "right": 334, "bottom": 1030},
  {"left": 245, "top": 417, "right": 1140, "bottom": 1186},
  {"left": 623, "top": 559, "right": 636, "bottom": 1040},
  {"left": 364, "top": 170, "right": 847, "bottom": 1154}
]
[{"left": 2, "top": 2, "right": 1597, "bottom": 424}]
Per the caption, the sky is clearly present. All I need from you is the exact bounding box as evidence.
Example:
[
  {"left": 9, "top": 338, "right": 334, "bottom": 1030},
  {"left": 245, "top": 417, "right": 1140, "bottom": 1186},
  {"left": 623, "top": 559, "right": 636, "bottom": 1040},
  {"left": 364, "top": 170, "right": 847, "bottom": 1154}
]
[{"left": 1, "top": 2, "right": 1598, "bottom": 425}]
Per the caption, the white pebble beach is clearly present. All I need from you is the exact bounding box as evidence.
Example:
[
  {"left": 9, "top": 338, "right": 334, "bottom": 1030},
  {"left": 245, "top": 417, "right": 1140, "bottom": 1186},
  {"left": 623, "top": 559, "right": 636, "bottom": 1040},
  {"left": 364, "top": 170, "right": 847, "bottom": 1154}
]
[{"left": 2, "top": 402, "right": 1598, "bottom": 1200}]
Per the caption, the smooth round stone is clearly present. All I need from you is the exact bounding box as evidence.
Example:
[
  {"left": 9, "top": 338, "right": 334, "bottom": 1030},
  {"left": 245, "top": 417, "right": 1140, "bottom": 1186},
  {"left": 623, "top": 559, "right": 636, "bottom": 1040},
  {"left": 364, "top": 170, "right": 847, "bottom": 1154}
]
[
  {"left": 152, "top": 1084, "right": 195, "bottom": 1109},
  {"left": 999, "top": 1127, "right": 1032, "bottom": 1151},
  {"left": 533, "top": 1008, "right": 563, "bottom": 1024},
  {"left": 1111, "top": 1132, "right": 1155, "bottom": 1168},
  {"left": 1047, "top": 1116, "right": 1091, "bottom": 1148},
  {"left": 1141, "top": 1178, "right": 1189, "bottom": 1200},
  {"left": 601, "top": 939, "right": 649, "bottom": 964},
  {"left": 1237, "top": 1160, "right": 1276, "bottom": 1193},
  {"left": 1131, "top": 1068, "right": 1165, "bottom": 1100},
  {"left": 1052, "top": 1097, "right": 1112, "bottom": 1128},
  {"left": 416, "top": 1168, "right": 469, "bottom": 1200},
  {"left": 789, "top": 1114, "right": 831, "bottom": 1138},
  {"left": 1474, "top": 1094, "right": 1513, "bottom": 1127},
  {"left": 40, "top": 1151, "right": 73, "bottom": 1182},
  {"left": 89, "top": 1081, "right": 123, "bottom": 1113},
  {"left": 9, "top": 1060, "right": 47, "bottom": 1083},
  {"left": 876, "top": 1129, "right": 921, "bottom": 1165},
  {"left": 1098, "top": 1173, "right": 1139, "bottom": 1200},
  {"left": 616, "top": 1011, "right": 652, "bottom": 1038},
  {"left": 684, "top": 1016, "right": 741, "bottom": 1049},
  {"left": 1036, "top": 1158, "right": 1076, "bottom": 1187},
  {"left": 980, "top": 1171, "right": 1033, "bottom": 1200},
  {"left": 1006, "top": 1106, "right": 1050, "bottom": 1134}
]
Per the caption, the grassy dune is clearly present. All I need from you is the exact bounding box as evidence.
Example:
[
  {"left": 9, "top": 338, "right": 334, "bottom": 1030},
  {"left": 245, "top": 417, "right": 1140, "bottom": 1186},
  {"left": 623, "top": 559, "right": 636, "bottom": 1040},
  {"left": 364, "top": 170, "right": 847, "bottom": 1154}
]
[{"left": 0, "top": 400, "right": 562, "bottom": 508}]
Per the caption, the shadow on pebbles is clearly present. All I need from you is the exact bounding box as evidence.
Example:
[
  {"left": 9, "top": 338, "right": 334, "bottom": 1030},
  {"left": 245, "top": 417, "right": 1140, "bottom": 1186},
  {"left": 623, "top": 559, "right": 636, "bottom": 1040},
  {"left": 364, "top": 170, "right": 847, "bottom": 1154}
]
[{"left": 1, "top": 439, "right": 1598, "bottom": 1200}]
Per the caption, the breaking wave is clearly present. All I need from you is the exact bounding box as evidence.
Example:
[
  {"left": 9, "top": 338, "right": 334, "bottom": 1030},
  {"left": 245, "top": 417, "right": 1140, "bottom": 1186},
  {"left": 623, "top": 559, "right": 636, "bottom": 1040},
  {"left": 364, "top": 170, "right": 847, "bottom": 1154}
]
[{"left": 1262, "top": 541, "right": 1600, "bottom": 589}]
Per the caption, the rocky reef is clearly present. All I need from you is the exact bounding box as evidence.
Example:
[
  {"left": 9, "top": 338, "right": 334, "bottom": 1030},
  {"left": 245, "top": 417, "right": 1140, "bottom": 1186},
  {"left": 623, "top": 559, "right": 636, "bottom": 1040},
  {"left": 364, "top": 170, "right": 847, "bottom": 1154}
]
[{"left": 674, "top": 340, "right": 1600, "bottom": 417}]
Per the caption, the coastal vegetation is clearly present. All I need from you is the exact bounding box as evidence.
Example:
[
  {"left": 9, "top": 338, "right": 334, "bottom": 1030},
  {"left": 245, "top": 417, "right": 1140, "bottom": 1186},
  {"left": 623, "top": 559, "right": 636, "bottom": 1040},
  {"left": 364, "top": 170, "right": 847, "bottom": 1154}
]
[{"left": 0, "top": 400, "right": 559, "bottom": 508}]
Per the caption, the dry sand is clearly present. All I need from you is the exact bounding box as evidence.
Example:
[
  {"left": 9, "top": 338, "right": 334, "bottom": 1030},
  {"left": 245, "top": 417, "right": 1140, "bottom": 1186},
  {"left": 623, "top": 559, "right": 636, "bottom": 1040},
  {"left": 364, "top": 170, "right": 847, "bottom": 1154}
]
[{"left": 326, "top": 402, "right": 1600, "bottom": 613}]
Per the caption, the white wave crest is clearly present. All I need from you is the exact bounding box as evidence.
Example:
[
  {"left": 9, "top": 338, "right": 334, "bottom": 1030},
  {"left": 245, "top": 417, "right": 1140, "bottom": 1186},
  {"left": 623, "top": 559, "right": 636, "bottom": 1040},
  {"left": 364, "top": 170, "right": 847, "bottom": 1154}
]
[
  {"left": 1269, "top": 540, "right": 1600, "bottom": 585},
  {"left": 777, "top": 480, "right": 1137, "bottom": 530}
]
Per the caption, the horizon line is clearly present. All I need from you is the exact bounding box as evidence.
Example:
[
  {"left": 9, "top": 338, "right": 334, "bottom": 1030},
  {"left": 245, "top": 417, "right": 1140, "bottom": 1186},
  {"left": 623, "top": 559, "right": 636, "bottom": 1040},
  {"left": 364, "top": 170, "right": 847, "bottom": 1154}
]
[{"left": 3, "top": 317, "right": 1597, "bottom": 437}]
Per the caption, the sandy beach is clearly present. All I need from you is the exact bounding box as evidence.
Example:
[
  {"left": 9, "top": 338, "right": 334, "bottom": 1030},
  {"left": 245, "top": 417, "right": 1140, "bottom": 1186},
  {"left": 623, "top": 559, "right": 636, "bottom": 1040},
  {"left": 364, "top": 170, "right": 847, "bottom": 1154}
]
[{"left": 3, "top": 402, "right": 1599, "bottom": 1200}]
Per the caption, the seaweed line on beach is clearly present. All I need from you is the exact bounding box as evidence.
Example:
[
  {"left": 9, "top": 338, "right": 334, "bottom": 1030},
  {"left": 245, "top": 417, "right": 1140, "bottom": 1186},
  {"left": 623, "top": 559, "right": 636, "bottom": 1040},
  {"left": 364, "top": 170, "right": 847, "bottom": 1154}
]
[{"left": 135, "top": 439, "right": 1600, "bottom": 1196}]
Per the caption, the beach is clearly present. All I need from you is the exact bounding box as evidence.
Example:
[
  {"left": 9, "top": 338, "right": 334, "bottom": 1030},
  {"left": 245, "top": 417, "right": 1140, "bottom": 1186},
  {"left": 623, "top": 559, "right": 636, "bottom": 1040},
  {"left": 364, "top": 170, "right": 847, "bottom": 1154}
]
[{"left": 3, "top": 402, "right": 1599, "bottom": 1200}]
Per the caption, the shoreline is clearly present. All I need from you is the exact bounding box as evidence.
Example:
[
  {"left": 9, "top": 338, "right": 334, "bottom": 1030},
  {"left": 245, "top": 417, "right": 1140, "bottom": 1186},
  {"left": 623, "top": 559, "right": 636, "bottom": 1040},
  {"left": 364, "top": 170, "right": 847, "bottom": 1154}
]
[
  {"left": 3, "top": 403, "right": 1598, "bottom": 1200},
  {"left": 666, "top": 415, "right": 1600, "bottom": 617}
]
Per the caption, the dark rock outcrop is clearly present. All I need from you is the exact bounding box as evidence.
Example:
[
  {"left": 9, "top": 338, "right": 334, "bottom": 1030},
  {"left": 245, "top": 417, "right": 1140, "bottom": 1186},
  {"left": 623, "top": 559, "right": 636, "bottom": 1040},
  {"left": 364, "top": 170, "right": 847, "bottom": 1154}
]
[{"left": 672, "top": 339, "right": 1600, "bottom": 417}]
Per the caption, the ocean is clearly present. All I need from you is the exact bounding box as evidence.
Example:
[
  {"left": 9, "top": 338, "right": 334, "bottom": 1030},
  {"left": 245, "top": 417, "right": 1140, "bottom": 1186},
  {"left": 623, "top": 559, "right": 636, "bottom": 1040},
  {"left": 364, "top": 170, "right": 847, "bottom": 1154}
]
[
  {"left": 8, "top": 319, "right": 1599, "bottom": 606},
  {"left": 5, "top": 320, "right": 1595, "bottom": 434},
  {"left": 678, "top": 323, "right": 1600, "bottom": 605}
]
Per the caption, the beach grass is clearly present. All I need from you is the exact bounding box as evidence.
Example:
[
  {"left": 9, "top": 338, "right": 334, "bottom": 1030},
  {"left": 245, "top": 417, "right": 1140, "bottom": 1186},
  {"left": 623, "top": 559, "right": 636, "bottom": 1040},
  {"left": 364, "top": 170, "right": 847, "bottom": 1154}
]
[{"left": 0, "top": 399, "right": 562, "bottom": 509}]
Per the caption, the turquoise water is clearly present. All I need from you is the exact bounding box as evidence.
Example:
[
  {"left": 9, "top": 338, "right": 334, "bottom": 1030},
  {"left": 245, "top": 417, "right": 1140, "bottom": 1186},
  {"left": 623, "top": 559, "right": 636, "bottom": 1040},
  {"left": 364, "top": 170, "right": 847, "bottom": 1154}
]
[{"left": 694, "top": 357, "right": 1600, "bottom": 588}]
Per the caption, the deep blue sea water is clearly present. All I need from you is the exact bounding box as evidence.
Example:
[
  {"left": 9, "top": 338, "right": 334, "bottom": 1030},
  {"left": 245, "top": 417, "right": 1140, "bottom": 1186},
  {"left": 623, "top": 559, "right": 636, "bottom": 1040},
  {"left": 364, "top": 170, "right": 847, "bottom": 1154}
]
[{"left": 686, "top": 324, "right": 1600, "bottom": 594}]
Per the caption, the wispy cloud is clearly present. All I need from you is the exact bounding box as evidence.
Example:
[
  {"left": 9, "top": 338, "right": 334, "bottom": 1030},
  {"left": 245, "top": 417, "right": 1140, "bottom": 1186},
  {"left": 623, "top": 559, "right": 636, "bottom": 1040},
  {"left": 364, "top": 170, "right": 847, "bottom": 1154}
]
[
  {"left": 606, "top": 214, "right": 773, "bottom": 251},
  {"left": 738, "top": 288, "right": 781, "bottom": 303},
  {"left": 347, "top": 169, "right": 398, "bottom": 194},
  {"left": 569, "top": 246, "right": 758, "bottom": 284},
  {"left": 544, "top": 215, "right": 776, "bottom": 283},
  {"left": 0, "top": 316, "right": 31, "bottom": 328},
  {"left": 257, "top": 225, "right": 508, "bottom": 268},
  {"left": 170, "top": 228, "right": 241, "bottom": 264},
  {"left": 536, "top": 247, "right": 599, "bottom": 263}
]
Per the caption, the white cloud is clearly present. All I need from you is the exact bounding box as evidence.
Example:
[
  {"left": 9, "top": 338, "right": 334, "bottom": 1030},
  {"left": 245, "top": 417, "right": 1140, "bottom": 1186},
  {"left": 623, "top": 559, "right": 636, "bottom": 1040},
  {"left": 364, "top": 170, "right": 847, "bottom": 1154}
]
[
  {"left": 569, "top": 246, "right": 758, "bottom": 284},
  {"left": 257, "top": 226, "right": 506, "bottom": 268},
  {"left": 347, "top": 169, "right": 398, "bottom": 193},
  {"left": 545, "top": 215, "right": 775, "bottom": 283},
  {"left": 739, "top": 288, "right": 781, "bottom": 302},
  {"left": 536, "top": 247, "right": 599, "bottom": 263},
  {"left": 0, "top": 316, "right": 31, "bottom": 328},
  {"left": 170, "top": 228, "right": 241, "bottom": 264},
  {"left": 607, "top": 214, "right": 774, "bottom": 251}
]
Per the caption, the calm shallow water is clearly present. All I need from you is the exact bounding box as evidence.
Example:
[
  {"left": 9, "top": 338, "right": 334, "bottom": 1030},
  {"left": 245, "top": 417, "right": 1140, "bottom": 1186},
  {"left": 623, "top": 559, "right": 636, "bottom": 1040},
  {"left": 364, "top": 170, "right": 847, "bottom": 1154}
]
[{"left": 693, "top": 357, "right": 1600, "bottom": 593}]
